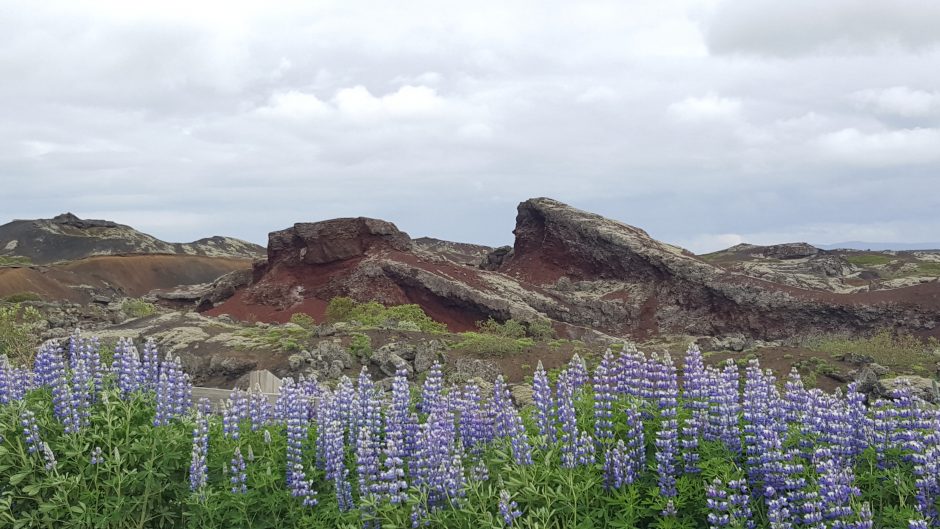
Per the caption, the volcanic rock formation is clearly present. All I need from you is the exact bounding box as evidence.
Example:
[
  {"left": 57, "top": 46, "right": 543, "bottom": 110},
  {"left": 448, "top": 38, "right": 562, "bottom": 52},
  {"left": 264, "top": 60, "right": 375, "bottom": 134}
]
[{"left": 208, "top": 198, "right": 940, "bottom": 341}]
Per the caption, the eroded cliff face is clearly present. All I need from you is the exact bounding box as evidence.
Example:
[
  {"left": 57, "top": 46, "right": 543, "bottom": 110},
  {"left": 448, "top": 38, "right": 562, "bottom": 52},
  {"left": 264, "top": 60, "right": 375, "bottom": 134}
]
[{"left": 209, "top": 198, "right": 940, "bottom": 341}]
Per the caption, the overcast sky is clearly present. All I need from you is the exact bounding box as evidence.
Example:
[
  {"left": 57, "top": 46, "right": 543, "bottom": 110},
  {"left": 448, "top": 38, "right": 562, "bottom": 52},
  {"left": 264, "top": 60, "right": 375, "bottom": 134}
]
[{"left": 2, "top": 0, "right": 939, "bottom": 253}]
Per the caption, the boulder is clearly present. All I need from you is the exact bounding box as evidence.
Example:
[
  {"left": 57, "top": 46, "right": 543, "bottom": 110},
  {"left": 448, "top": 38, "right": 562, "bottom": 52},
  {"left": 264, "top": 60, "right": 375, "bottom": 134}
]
[
  {"left": 289, "top": 340, "right": 353, "bottom": 380},
  {"left": 852, "top": 366, "right": 882, "bottom": 397},
  {"left": 372, "top": 346, "right": 413, "bottom": 378},
  {"left": 841, "top": 352, "right": 875, "bottom": 365},
  {"left": 414, "top": 340, "right": 444, "bottom": 373},
  {"left": 454, "top": 357, "right": 501, "bottom": 382},
  {"left": 208, "top": 354, "right": 257, "bottom": 378},
  {"left": 509, "top": 384, "right": 535, "bottom": 407},
  {"left": 881, "top": 376, "right": 940, "bottom": 404}
]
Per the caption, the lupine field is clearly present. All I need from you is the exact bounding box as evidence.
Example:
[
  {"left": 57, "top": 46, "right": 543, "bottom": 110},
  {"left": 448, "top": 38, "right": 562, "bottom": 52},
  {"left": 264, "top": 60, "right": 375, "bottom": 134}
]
[{"left": 1, "top": 333, "right": 939, "bottom": 528}]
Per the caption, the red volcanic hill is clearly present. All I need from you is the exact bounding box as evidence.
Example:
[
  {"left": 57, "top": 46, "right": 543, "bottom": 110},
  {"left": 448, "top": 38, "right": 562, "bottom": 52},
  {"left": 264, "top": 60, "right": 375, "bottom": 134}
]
[{"left": 207, "top": 198, "right": 940, "bottom": 340}]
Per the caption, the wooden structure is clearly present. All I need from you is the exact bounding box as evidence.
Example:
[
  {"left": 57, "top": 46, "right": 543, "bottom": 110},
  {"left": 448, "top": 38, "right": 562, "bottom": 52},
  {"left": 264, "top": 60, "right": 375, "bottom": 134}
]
[{"left": 191, "top": 369, "right": 282, "bottom": 410}]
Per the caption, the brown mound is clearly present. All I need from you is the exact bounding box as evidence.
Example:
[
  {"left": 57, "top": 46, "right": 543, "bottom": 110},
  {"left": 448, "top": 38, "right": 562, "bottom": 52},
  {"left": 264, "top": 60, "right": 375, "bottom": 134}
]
[{"left": 0, "top": 254, "right": 252, "bottom": 303}]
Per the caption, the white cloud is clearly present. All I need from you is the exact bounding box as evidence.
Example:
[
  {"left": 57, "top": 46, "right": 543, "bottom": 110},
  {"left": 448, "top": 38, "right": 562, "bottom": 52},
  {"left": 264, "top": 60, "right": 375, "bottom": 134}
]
[
  {"left": 667, "top": 94, "right": 742, "bottom": 123},
  {"left": 816, "top": 127, "right": 940, "bottom": 166},
  {"left": 332, "top": 85, "right": 444, "bottom": 121},
  {"left": 256, "top": 90, "right": 330, "bottom": 119},
  {"left": 852, "top": 86, "right": 940, "bottom": 118}
]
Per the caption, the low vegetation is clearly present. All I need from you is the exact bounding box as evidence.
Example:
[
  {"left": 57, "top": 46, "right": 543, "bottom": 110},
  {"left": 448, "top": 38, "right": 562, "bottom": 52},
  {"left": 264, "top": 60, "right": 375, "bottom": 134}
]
[
  {"left": 809, "top": 329, "right": 939, "bottom": 371},
  {"left": 121, "top": 298, "right": 157, "bottom": 319},
  {"left": 844, "top": 254, "right": 894, "bottom": 267},
  {"left": 324, "top": 297, "right": 447, "bottom": 333},
  {"left": 2, "top": 292, "right": 42, "bottom": 303},
  {"left": 0, "top": 255, "right": 32, "bottom": 267},
  {"left": 0, "top": 303, "right": 42, "bottom": 365},
  {"left": 452, "top": 318, "right": 556, "bottom": 357},
  {"left": 348, "top": 332, "right": 372, "bottom": 360},
  {"left": 238, "top": 324, "right": 313, "bottom": 353}
]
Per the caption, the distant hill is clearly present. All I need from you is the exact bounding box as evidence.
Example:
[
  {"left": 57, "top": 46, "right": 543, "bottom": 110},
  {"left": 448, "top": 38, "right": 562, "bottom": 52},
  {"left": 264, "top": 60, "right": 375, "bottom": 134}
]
[
  {"left": 816, "top": 241, "right": 940, "bottom": 251},
  {"left": 0, "top": 212, "right": 265, "bottom": 265}
]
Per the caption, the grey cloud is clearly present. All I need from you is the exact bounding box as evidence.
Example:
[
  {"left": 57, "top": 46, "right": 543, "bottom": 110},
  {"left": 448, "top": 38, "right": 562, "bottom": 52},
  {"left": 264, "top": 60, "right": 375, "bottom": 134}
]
[
  {"left": 1, "top": 0, "right": 939, "bottom": 254},
  {"left": 705, "top": 0, "right": 940, "bottom": 56}
]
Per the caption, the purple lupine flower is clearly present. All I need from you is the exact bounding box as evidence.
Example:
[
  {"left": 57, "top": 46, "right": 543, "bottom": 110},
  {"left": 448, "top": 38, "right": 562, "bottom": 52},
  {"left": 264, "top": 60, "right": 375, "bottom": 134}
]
[
  {"left": 356, "top": 425, "right": 382, "bottom": 502},
  {"left": 532, "top": 361, "right": 555, "bottom": 445},
  {"left": 0, "top": 354, "right": 11, "bottom": 405},
  {"left": 321, "top": 397, "right": 353, "bottom": 512},
  {"left": 387, "top": 368, "right": 415, "bottom": 463},
  {"left": 706, "top": 477, "right": 755, "bottom": 529},
  {"left": 46, "top": 345, "right": 75, "bottom": 429},
  {"left": 356, "top": 368, "right": 383, "bottom": 450},
  {"left": 911, "top": 413, "right": 940, "bottom": 522},
  {"left": 230, "top": 447, "right": 247, "bottom": 494},
  {"left": 140, "top": 338, "right": 161, "bottom": 391},
  {"left": 40, "top": 441, "right": 57, "bottom": 471},
  {"left": 814, "top": 447, "right": 861, "bottom": 524},
  {"left": 566, "top": 353, "right": 588, "bottom": 391},
  {"left": 281, "top": 378, "right": 318, "bottom": 506},
  {"left": 557, "top": 373, "right": 578, "bottom": 469},
  {"left": 614, "top": 347, "right": 644, "bottom": 397},
  {"left": 848, "top": 502, "right": 874, "bottom": 529},
  {"left": 189, "top": 411, "right": 209, "bottom": 492},
  {"left": 456, "top": 383, "right": 491, "bottom": 454},
  {"left": 498, "top": 489, "right": 522, "bottom": 526},
  {"left": 420, "top": 361, "right": 444, "bottom": 415},
  {"left": 412, "top": 409, "right": 464, "bottom": 508},
  {"left": 33, "top": 342, "right": 64, "bottom": 388},
  {"left": 909, "top": 520, "right": 929, "bottom": 529},
  {"left": 593, "top": 350, "right": 616, "bottom": 445},
  {"left": 603, "top": 440, "right": 628, "bottom": 490},
  {"left": 506, "top": 406, "right": 533, "bottom": 466},
  {"left": 67, "top": 356, "right": 93, "bottom": 433},
  {"left": 154, "top": 354, "right": 192, "bottom": 426},
  {"left": 707, "top": 363, "right": 742, "bottom": 455},
  {"left": 223, "top": 388, "right": 249, "bottom": 439},
  {"left": 680, "top": 344, "right": 708, "bottom": 473},
  {"left": 19, "top": 409, "right": 42, "bottom": 454},
  {"left": 575, "top": 430, "right": 595, "bottom": 466},
  {"left": 249, "top": 386, "right": 272, "bottom": 431},
  {"left": 654, "top": 354, "right": 679, "bottom": 499},
  {"left": 411, "top": 502, "right": 429, "bottom": 528},
  {"left": 112, "top": 338, "right": 141, "bottom": 397},
  {"left": 90, "top": 446, "right": 104, "bottom": 465}
]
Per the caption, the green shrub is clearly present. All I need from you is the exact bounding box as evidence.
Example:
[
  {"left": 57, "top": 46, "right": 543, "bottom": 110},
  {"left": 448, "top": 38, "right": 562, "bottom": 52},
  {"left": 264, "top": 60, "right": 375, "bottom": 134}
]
[
  {"left": 288, "top": 312, "right": 316, "bottom": 329},
  {"left": 526, "top": 319, "right": 556, "bottom": 340},
  {"left": 477, "top": 318, "right": 527, "bottom": 339},
  {"left": 324, "top": 297, "right": 446, "bottom": 333},
  {"left": 452, "top": 332, "right": 534, "bottom": 357},
  {"left": 478, "top": 317, "right": 556, "bottom": 341},
  {"left": 325, "top": 296, "right": 358, "bottom": 323},
  {"left": 349, "top": 333, "right": 372, "bottom": 360},
  {"left": 0, "top": 303, "right": 42, "bottom": 365},
  {"left": 3, "top": 292, "right": 42, "bottom": 303},
  {"left": 121, "top": 298, "right": 156, "bottom": 319}
]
